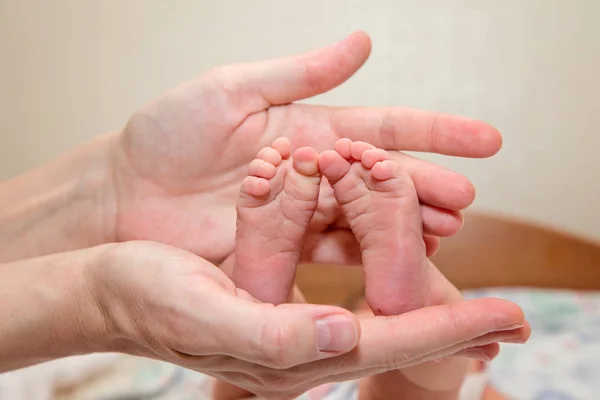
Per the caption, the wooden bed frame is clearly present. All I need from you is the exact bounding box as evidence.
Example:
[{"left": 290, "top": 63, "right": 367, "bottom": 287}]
[{"left": 296, "top": 212, "right": 600, "bottom": 307}]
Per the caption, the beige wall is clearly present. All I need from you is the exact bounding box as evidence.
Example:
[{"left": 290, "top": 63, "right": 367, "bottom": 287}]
[{"left": 1, "top": 0, "right": 599, "bottom": 238}]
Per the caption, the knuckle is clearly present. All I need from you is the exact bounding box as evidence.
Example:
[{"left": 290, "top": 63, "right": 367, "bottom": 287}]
[
  {"left": 382, "top": 318, "right": 412, "bottom": 369},
  {"left": 207, "top": 65, "right": 239, "bottom": 97},
  {"left": 259, "top": 319, "right": 296, "bottom": 369}
]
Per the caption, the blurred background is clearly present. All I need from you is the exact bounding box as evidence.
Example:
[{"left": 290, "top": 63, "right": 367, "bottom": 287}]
[
  {"left": 3, "top": 2, "right": 600, "bottom": 398},
  {"left": 1, "top": 0, "right": 599, "bottom": 238}
]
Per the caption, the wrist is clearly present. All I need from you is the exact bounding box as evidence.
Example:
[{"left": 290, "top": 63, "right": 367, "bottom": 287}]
[
  {"left": 83, "top": 242, "right": 166, "bottom": 359},
  {"left": 0, "top": 246, "right": 117, "bottom": 372},
  {"left": 0, "top": 133, "right": 119, "bottom": 261}
]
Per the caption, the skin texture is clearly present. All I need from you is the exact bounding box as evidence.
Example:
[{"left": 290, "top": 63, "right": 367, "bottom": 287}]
[
  {"left": 0, "top": 240, "right": 528, "bottom": 398},
  {"left": 92, "top": 242, "right": 528, "bottom": 400},
  {"left": 0, "top": 247, "right": 112, "bottom": 372},
  {"left": 234, "top": 138, "right": 322, "bottom": 304},
  {"left": 222, "top": 141, "right": 529, "bottom": 399},
  {"left": 0, "top": 33, "right": 494, "bottom": 266},
  {"left": 112, "top": 31, "right": 501, "bottom": 273},
  {"left": 318, "top": 139, "right": 430, "bottom": 316},
  {"left": 112, "top": 33, "right": 505, "bottom": 399},
  {"left": 234, "top": 137, "right": 432, "bottom": 313},
  {"left": 0, "top": 135, "right": 114, "bottom": 263}
]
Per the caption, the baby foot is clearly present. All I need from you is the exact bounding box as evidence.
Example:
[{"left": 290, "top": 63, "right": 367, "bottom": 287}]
[
  {"left": 233, "top": 137, "right": 321, "bottom": 305},
  {"left": 319, "top": 139, "right": 430, "bottom": 315}
]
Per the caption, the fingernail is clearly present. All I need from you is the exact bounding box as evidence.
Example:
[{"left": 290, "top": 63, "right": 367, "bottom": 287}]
[{"left": 316, "top": 315, "right": 358, "bottom": 352}]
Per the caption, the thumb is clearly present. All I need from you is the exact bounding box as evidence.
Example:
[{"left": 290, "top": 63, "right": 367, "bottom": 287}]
[
  {"left": 210, "top": 31, "right": 371, "bottom": 111},
  {"left": 212, "top": 294, "right": 360, "bottom": 369}
]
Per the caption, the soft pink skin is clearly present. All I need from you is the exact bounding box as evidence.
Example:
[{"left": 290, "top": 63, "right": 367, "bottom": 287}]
[
  {"left": 232, "top": 138, "right": 486, "bottom": 400},
  {"left": 319, "top": 139, "right": 430, "bottom": 315},
  {"left": 234, "top": 138, "right": 322, "bottom": 304},
  {"left": 114, "top": 31, "right": 501, "bottom": 272},
  {"left": 234, "top": 137, "right": 430, "bottom": 314}
]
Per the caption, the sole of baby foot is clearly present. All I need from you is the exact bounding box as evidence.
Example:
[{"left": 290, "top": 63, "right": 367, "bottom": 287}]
[
  {"left": 318, "top": 138, "right": 430, "bottom": 315},
  {"left": 234, "top": 137, "right": 322, "bottom": 305}
]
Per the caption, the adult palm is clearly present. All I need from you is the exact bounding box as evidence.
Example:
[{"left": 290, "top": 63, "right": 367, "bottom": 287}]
[{"left": 111, "top": 32, "right": 501, "bottom": 264}]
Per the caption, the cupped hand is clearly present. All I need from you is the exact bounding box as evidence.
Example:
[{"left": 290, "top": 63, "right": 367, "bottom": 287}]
[
  {"left": 90, "top": 241, "right": 526, "bottom": 399},
  {"left": 110, "top": 31, "right": 502, "bottom": 265}
]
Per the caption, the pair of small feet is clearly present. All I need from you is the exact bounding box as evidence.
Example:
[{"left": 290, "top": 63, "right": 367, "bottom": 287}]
[{"left": 233, "top": 137, "right": 430, "bottom": 315}]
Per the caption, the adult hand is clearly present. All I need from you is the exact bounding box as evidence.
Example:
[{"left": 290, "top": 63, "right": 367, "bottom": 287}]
[
  {"left": 88, "top": 241, "right": 526, "bottom": 399},
  {"left": 111, "top": 31, "right": 502, "bottom": 265}
]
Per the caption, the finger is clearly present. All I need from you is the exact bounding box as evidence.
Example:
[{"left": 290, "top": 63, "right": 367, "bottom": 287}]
[
  {"left": 392, "top": 152, "right": 476, "bottom": 210},
  {"left": 208, "top": 296, "right": 361, "bottom": 369},
  {"left": 327, "top": 106, "right": 502, "bottom": 158},
  {"left": 316, "top": 154, "right": 470, "bottom": 231},
  {"left": 201, "top": 320, "right": 527, "bottom": 394},
  {"left": 301, "top": 231, "right": 442, "bottom": 266},
  {"left": 451, "top": 325, "right": 530, "bottom": 351},
  {"left": 210, "top": 31, "right": 371, "bottom": 113},
  {"left": 453, "top": 342, "right": 501, "bottom": 361},
  {"left": 302, "top": 206, "right": 461, "bottom": 267},
  {"left": 423, "top": 235, "right": 440, "bottom": 257},
  {"left": 314, "top": 298, "right": 525, "bottom": 375},
  {"left": 325, "top": 204, "right": 462, "bottom": 236},
  {"left": 212, "top": 323, "right": 526, "bottom": 398},
  {"left": 304, "top": 315, "right": 527, "bottom": 388},
  {"left": 432, "top": 324, "right": 530, "bottom": 363},
  {"left": 421, "top": 205, "right": 464, "bottom": 236}
]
